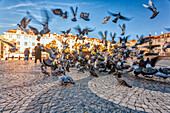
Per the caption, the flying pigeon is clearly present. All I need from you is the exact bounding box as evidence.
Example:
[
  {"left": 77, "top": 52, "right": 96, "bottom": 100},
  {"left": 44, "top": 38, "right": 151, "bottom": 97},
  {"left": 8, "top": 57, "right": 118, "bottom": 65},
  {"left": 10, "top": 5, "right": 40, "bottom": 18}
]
[
  {"left": 107, "top": 11, "right": 133, "bottom": 23},
  {"left": 102, "top": 16, "right": 111, "bottom": 24},
  {"left": 29, "top": 26, "right": 44, "bottom": 41},
  {"left": 80, "top": 12, "right": 90, "bottom": 21},
  {"left": 110, "top": 32, "right": 116, "bottom": 44},
  {"left": 162, "top": 41, "right": 170, "bottom": 52},
  {"left": 119, "top": 35, "right": 130, "bottom": 48},
  {"left": 52, "top": 9, "right": 68, "bottom": 19},
  {"left": 2, "top": 41, "right": 18, "bottom": 52},
  {"left": 143, "top": 0, "right": 159, "bottom": 19},
  {"left": 70, "top": 6, "right": 78, "bottom": 22},
  {"left": 119, "top": 24, "right": 126, "bottom": 36},
  {"left": 27, "top": 10, "right": 50, "bottom": 41},
  {"left": 98, "top": 31, "right": 108, "bottom": 47},
  {"left": 17, "top": 17, "right": 31, "bottom": 34},
  {"left": 61, "top": 28, "right": 71, "bottom": 37},
  {"left": 164, "top": 28, "right": 170, "bottom": 31}
]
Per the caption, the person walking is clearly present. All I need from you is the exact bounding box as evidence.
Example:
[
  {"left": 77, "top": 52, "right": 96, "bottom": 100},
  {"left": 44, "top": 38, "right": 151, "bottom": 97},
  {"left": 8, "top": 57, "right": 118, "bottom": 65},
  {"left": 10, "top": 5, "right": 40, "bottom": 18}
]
[
  {"left": 24, "top": 48, "right": 30, "bottom": 61},
  {"left": 34, "top": 43, "right": 42, "bottom": 64}
]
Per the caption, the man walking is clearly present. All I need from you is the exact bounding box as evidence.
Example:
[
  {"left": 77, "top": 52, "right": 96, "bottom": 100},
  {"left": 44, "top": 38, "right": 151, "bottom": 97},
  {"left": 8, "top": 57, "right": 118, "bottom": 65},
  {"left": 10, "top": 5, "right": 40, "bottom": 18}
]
[
  {"left": 34, "top": 43, "right": 42, "bottom": 63},
  {"left": 24, "top": 48, "right": 30, "bottom": 61}
]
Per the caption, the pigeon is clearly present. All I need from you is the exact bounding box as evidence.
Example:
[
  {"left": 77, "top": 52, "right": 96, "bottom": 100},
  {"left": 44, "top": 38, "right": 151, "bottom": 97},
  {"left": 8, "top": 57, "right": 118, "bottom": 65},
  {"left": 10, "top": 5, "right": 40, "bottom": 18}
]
[
  {"left": 143, "top": 0, "right": 159, "bottom": 19},
  {"left": 110, "top": 32, "right": 116, "bottom": 44},
  {"left": 58, "top": 73, "right": 75, "bottom": 85},
  {"left": 107, "top": 11, "right": 133, "bottom": 23},
  {"left": 119, "top": 24, "right": 126, "bottom": 36},
  {"left": 70, "top": 6, "right": 78, "bottom": 22},
  {"left": 29, "top": 26, "right": 44, "bottom": 41},
  {"left": 27, "top": 10, "right": 50, "bottom": 41},
  {"left": 162, "top": 41, "right": 170, "bottom": 52},
  {"left": 154, "top": 71, "right": 170, "bottom": 79},
  {"left": 83, "top": 27, "right": 95, "bottom": 35},
  {"left": 134, "top": 35, "right": 154, "bottom": 47},
  {"left": 98, "top": 31, "right": 108, "bottom": 47},
  {"left": 61, "top": 28, "right": 71, "bottom": 37},
  {"left": 17, "top": 17, "right": 31, "bottom": 34},
  {"left": 52, "top": 9, "right": 68, "bottom": 19},
  {"left": 2, "top": 41, "right": 18, "bottom": 52},
  {"left": 116, "top": 71, "right": 132, "bottom": 88},
  {"left": 41, "top": 65, "right": 50, "bottom": 76},
  {"left": 89, "top": 65, "right": 98, "bottom": 77},
  {"left": 102, "top": 16, "right": 111, "bottom": 24},
  {"left": 66, "top": 61, "right": 70, "bottom": 72},
  {"left": 164, "top": 28, "right": 170, "bottom": 31},
  {"left": 80, "top": 12, "right": 90, "bottom": 21},
  {"left": 119, "top": 35, "right": 130, "bottom": 48}
]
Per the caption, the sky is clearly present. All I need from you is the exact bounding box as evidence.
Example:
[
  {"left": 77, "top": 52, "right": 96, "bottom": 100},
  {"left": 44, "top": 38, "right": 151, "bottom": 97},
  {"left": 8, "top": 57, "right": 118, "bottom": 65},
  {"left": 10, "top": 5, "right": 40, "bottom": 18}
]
[{"left": 0, "top": 0, "right": 170, "bottom": 42}]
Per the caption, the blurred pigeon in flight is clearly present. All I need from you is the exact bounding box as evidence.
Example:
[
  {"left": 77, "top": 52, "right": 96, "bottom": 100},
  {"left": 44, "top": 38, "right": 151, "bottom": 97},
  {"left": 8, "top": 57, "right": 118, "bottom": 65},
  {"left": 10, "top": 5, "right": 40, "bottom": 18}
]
[
  {"left": 107, "top": 11, "right": 133, "bottom": 23},
  {"left": 110, "top": 32, "right": 116, "bottom": 44},
  {"left": 98, "top": 31, "right": 108, "bottom": 47},
  {"left": 162, "top": 41, "right": 170, "bottom": 52},
  {"left": 52, "top": 9, "right": 68, "bottom": 19},
  {"left": 27, "top": 10, "right": 51, "bottom": 41},
  {"left": 102, "top": 16, "right": 111, "bottom": 24},
  {"left": 61, "top": 28, "right": 71, "bottom": 37},
  {"left": 80, "top": 12, "right": 90, "bottom": 21},
  {"left": 143, "top": 0, "right": 159, "bottom": 19},
  {"left": 164, "top": 28, "right": 170, "bottom": 31},
  {"left": 29, "top": 26, "right": 44, "bottom": 41},
  {"left": 119, "top": 24, "right": 126, "bottom": 36},
  {"left": 119, "top": 35, "right": 130, "bottom": 48},
  {"left": 2, "top": 41, "right": 18, "bottom": 52},
  {"left": 17, "top": 17, "right": 31, "bottom": 34},
  {"left": 70, "top": 6, "right": 78, "bottom": 22}
]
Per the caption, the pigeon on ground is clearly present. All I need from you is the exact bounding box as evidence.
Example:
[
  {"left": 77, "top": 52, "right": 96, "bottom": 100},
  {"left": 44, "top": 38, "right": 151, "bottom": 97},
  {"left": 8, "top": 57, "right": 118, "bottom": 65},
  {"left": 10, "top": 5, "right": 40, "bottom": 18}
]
[
  {"left": 107, "top": 11, "right": 133, "bottom": 23},
  {"left": 17, "top": 17, "right": 31, "bottom": 34},
  {"left": 70, "top": 6, "right": 78, "bottom": 22},
  {"left": 41, "top": 65, "right": 50, "bottom": 76},
  {"left": 89, "top": 65, "right": 98, "bottom": 77},
  {"left": 58, "top": 73, "right": 75, "bottom": 85},
  {"left": 143, "top": 0, "right": 159, "bottom": 19},
  {"left": 116, "top": 71, "right": 132, "bottom": 88}
]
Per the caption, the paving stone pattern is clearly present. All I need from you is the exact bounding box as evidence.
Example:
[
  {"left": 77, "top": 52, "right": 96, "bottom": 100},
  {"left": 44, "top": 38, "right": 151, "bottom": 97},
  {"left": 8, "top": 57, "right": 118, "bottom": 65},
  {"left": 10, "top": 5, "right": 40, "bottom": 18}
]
[{"left": 0, "top": 60, "right": 169, "bottom": 113}]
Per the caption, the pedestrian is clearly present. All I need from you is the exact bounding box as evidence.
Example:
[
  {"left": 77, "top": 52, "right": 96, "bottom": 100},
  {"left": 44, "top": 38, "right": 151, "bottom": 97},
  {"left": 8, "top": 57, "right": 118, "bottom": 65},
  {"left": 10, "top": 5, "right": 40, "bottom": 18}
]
[
  {"left": 34, "top": 43, "right": 42, "bottom": 64},
  {"left": 24, "top": 48, "right": 30, "bottom": 61}
]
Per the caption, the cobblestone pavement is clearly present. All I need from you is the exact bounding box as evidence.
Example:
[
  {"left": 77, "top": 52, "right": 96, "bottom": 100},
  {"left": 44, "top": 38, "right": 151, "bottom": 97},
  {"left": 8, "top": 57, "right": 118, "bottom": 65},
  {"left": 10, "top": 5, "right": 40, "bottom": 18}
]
[
  {"left": 89, "top": 60, "right": 170, "bottom": 113},
  {"left": 0, "top": 60, "right": 169, "bottom": 113}
]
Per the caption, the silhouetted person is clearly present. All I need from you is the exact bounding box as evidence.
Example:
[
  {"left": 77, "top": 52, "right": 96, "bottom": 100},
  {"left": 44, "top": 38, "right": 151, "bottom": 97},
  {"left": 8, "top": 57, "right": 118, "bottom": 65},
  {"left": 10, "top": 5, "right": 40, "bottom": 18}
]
[
  {"left": 34, "top": 43, "right": 42, "bottom": 63},
  {"left": 24, "top": 48, "right": 30, "bottom": 61}
]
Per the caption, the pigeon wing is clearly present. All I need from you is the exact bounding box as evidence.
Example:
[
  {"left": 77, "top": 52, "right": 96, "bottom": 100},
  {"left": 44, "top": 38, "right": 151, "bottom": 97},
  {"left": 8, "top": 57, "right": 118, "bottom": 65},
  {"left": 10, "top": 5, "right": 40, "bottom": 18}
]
[
  {"left": 2, "top": 40, "right": 14, "bottom": 47},
  {"left": 21, "top": 17, "right": 27, "bottom": 28},
  {"left": 107, "top": 11, "right": 118, "bottom": 16},
  {"left": 29, "top": 26, "right": 39, "bottom": 35}
]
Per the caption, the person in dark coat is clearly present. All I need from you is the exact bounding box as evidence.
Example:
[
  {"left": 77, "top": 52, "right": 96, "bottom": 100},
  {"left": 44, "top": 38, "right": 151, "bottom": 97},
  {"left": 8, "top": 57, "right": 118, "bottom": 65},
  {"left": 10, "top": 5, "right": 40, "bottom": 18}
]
[
  {"left": 34, "top": 43, "right": 42, "bottom": 63},
  {"left": 24, "top": 48, "right": 30, "bottom": 61}
]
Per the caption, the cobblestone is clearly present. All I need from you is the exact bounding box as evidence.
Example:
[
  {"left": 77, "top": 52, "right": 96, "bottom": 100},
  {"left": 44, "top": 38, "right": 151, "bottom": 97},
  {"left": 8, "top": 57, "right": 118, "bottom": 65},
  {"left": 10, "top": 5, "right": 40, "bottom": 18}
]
[
  {"left": 88, "top": 60, "right": 170, "bottom": 113},
  {"left": 0, "top": 60, "right": 169, "bottom": 112}
]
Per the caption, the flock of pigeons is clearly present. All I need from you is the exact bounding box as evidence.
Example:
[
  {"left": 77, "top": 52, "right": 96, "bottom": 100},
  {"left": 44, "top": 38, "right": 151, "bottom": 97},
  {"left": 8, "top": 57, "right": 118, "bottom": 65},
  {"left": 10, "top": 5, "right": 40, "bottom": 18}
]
[
  {"left": 40, "top": 38, "right": 170, "bottom": 86},
  {"left": 1, "top": 0, "right": 170, "bottom": 86}
]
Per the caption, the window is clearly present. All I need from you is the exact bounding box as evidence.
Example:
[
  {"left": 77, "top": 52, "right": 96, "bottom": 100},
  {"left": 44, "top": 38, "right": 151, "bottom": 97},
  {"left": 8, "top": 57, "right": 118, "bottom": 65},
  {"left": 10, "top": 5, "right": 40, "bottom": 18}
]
[
  {"left": 24, "top": 42, "right": 28, "bottom": 46},
  {"left": 24, "top": 36, "right": 28, "bottom": 40},
  {"left": 158, "top": 39, "right": 160, "bottom": 43},
  {"left": 9, "top": 35, "right": 12, "bottom": 38},
  {"left": 17, "top": 41, "right": 20, "bottom": 45},
  {"left": 32, "top": 42, "right": 35, "bottom": 46},
  {"left": 17, "top": 35, "right": 20, "bottom": 39}
]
